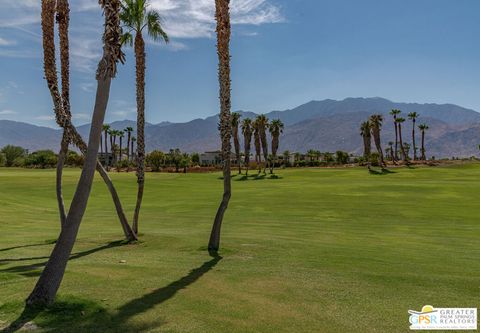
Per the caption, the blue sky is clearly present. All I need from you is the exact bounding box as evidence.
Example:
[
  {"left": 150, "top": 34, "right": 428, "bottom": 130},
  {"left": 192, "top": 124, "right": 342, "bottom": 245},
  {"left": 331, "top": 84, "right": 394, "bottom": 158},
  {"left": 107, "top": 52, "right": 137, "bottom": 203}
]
[{"left": 0, "top": 0, "right": 479, "bottom": 127}]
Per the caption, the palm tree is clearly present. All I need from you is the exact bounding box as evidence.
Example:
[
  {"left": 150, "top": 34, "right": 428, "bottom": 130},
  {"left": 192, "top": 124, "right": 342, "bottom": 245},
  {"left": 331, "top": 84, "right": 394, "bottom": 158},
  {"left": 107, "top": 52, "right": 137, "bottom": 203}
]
[
  {"left": 256, "top": 114, "right": 269, "bottom": 173},
  {"left": 396, "top": 117, "right": 407, "bottom": 162},
  {"left": 369, "top": 114, "right": 385, "bottom": 166},
  {"left": 131, "top": 136, "right": 136, "bottom": 161},
  {"left": 102, "top": 124, "right": 110, "bottom": 167},
  {"left": 125, "top": 126, "right": 133, "bottom": 161},
  {"left": 241, "top": 118, "right": 253, "bottom": 176},
  {"left": 28, "top": 0, "right": 126, "bottom": 307},
  {"left": 252, "top": 119, "right": 262, "bottom": 173},
  {"left": 388, "top": 141, "right": 395, "bottom": 161},
  {"left": 120, "top": 0, "right": 169, "bottom": 235},
  {"left": 360, "top": 121, "right": 371, "bottom": 159},
  {"left": 389, "top": 109, "right": 401, "bottom": 160},
  {"left": 38, "top": 0, "right": 135, "bottom": 242},
  {"left": 268, "top": 119, "right": 284, "bottom": 174},
  {"left": 208, "top": 0, "right": 232, "bottom": 253},
  {"left": 230, "top": 112, "right": 242, "bottom": 174},
  {"left": 418, "top": 123, "right": 429, "bottom": 161},
  {"left": 118, "top": 130, "right": 125, "bottom": 162},
  {"left": 408, "top": 112, "right": 419, "bottom": 160}
]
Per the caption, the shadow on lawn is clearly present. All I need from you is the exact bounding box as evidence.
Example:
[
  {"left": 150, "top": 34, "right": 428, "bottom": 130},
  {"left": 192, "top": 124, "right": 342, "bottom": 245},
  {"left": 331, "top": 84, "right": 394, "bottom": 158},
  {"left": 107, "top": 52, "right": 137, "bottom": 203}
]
[
  {"left": 1, "top": 255, "right": 222, "bottom": 333},
  {"left": 235, "top": 173, "right": 282, "bottom": 181},
  {"left": 0, "top": 240, "right": 127, "bottom": 277},
  {"left": 368, "top": 167, "right": 397, "bottom": 175},
  {"left": 0, "top": 240, "right": 56, "bottom": 253}
]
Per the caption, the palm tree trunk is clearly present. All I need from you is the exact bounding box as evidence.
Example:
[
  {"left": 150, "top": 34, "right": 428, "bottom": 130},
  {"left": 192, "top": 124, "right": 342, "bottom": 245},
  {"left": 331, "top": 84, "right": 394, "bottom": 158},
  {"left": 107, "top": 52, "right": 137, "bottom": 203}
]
[
  {"left": 394, "top": 120, "right": 398, "bottom": 160},
  {"left": 27, "top": 0, "right": 126, "bottom": 306},
  {"left": 399, "top": 124, "right": 407, "bottom": 162},
  {"left": 373, "top": 130, "right": 385, "bottom": 166},
  {"left": 27, "top": 76, "right": 113, "bottom": 307},
  {"left": 421, "top": 131, "right": 426, "bottom": 160},
  {"left": 104, "top": 130, "right": 108, "bottom": 168},
  {"left": 56, "top": 131, "right": 69, "bottom": 227},
  {"left": 209, "top": 0, "right": 232, "bottom": 253},
  {"left": 133, "top": 32, "right": 146, "bottom": 235},
  {"left": 412, "top": 120, "right": 417, "bottom": 160},
  {"left": 127, "top": 132, "right": 131, "bottom": 161}
]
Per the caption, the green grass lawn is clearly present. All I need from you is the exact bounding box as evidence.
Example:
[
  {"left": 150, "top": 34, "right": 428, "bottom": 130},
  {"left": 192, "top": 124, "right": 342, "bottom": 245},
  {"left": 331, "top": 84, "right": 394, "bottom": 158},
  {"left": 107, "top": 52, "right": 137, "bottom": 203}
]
[{"left": 0, "top": 165, "right": 479, "bottom": 332}]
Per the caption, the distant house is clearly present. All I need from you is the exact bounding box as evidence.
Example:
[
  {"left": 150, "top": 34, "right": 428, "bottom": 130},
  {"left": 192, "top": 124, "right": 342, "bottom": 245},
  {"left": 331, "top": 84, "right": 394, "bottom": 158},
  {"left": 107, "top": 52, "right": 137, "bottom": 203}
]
[
  {"left": 200, "top": 151, "right": 241, "bottom": 165},
  {"left": 200, "top": 151, "right": 222, "bottom": 165}
]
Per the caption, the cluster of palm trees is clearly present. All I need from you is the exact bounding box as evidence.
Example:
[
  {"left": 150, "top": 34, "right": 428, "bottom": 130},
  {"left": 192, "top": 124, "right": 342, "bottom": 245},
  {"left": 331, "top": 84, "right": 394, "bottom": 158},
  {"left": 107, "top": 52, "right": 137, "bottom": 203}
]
[
  {"left": 100, "top": 124, "right": 136, "bottom": 168},
  {"left": 231, "top": 112, "right": 284, "bottom": 175},
  {"left": 360, "top": 110, "right": 430, "bottom": 166},
  {"left": 27, "top": 0, "right": 235, "bottom": 306}
]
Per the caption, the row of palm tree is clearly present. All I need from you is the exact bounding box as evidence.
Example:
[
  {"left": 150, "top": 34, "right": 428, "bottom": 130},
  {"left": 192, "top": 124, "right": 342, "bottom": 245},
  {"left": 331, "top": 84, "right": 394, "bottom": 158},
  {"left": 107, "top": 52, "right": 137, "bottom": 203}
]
[
  {"left": 360, "top": 110, "right": 430, "bottom": 165},
  {"left": 100, "top": 124, "right": 136, "bottom": 168},
  {"left": 231, "top": 113, "right": 285, "bottom": 175}
]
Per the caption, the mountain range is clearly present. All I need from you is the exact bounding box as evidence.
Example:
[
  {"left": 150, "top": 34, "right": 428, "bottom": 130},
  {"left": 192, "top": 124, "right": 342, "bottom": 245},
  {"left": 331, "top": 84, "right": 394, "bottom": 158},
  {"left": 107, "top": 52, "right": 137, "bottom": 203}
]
[{"left": 1, "top": 97, "right": 480, "bottom": 158}]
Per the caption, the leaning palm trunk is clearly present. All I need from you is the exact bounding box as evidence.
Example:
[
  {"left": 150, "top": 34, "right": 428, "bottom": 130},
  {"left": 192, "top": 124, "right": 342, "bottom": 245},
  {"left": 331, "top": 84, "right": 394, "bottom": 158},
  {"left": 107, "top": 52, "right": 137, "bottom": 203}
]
[
  {"left": 56, "top": 132, "right": 69, "bottom": 226},
  {"left": 27, "top": 0, "right": 125, "bottom": 307},
  {"left": 41, "top": 0, "right": 135, "bottom": 241},
  {"left": 55, "top": 0, "right": 71, "bottom": 228},
  {"left": 132, "top": 32, "right": 146, "bottom": 235},
  {"left": 209, "top": 0, "right": 232, "bottom": 253}
]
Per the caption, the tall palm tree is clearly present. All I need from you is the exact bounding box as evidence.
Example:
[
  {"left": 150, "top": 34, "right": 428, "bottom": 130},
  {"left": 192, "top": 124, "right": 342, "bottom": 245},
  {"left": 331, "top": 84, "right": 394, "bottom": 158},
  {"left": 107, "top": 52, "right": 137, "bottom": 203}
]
[
  {"left": 208, "top": 0, "right": 232, "bottom": 253},
  {"left": 360, "top": 120, "right": 371, "bottom": 159},
  {"left": 252, "top": 119, "right": 262, "bottom": 173},
  {"left": 125, "top": 126, "right": 133, "bottom": 161},
  {"left": 102, "top": 124, "right": 110, "bottom": 167},
  {"left": 389, "top": 109, "right": 401, "bottom": 160},
  {"left": 418, "top": 123, "right": 429, "bottom": 161},
  {"left": 231, "top": 112, "right": 242, "bottom": 174},
  {"left": 369, "top": 114, "right": 385, "bottom": 166},
  {"left": 256, "top": 114, "right": 269, "bottom": 173},
  {"left": 120, "top": 0, "right": 169, "bottom": 235},
  {"left": 241, "top": 118, "right": 253, "bottom": 176},
  {"left": 408, "top": 112, "right": 419, "bottom": 160},
  {"left": 38, "top": 0, "right": 135, "bottom": 242},
  {"left": 388, "top": 141, "right": 395, "bottom": 161},
  {"left": 396, "top": 117, "right": 407, "bottom": 162},
  {"left": 268, "top": 119, "right": 284, "bottom": 174},
  {"left": 131, "top": 136, "right": 136, "bottom": 161},
  {"left": 118, "top": 130, "right": 124, "bottom": 162},
  {"left": 28, "top": 0, "right": 126, "bottom": 307}
]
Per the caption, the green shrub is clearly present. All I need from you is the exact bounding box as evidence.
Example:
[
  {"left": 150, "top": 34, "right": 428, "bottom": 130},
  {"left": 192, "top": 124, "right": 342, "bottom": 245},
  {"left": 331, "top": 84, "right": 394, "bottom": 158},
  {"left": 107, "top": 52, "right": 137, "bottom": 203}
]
[
  {"left": 1, "top": 145, "right": 26, "bottom": 167},
  {"left": 25, "top": 150, "right": 58, "bottom": 168}
]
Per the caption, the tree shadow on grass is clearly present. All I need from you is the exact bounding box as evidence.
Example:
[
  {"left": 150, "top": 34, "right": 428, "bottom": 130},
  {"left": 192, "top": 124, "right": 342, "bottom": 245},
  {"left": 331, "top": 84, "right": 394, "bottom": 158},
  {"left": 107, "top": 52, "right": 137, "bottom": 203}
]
[
  {"left": 0, "top": 240, "right": 56, "bottom": 253},
  {"left": 368, "top": 168, "right": 397, "bottom": 176},
  {"left": 1, "top": 255, "right": 222, "bottom": 332},
  {"left": 0, "top": 240, "right": 127, "bottom": 277}
]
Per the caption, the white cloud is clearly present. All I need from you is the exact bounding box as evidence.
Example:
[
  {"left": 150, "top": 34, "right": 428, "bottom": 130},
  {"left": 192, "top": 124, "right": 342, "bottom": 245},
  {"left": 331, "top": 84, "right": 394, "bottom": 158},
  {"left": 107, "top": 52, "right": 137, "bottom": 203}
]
[
  {"left": 34, "top": 115, "right": 55, "bottom": 121},
  {"left": 0, "top": 37, "right": 16, "bottom": 46},
  {"left": 73, "top": 113, "right": 91, "bottom": 120},
  {"left": 0, "top": 109, "right": 17, "bottom": 115},
  {"left": 0, "top": 0, "right": 283, "bottom": 72},
  {"left": 80, "top": 82, "right": 96, "bottom": 93}
]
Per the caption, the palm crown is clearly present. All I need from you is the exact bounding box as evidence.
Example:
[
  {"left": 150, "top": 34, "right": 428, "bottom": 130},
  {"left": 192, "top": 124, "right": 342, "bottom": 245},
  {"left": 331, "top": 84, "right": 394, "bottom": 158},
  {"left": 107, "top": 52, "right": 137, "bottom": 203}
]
[
  {"left": 269, "top": 119, "right": 284, "bottom": 136},
  {"left": 120, "top": 0, "right": 169, "bottom": 46},
  {"left": 408, "top": 112, "right": 419, "bottom": 120}
]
